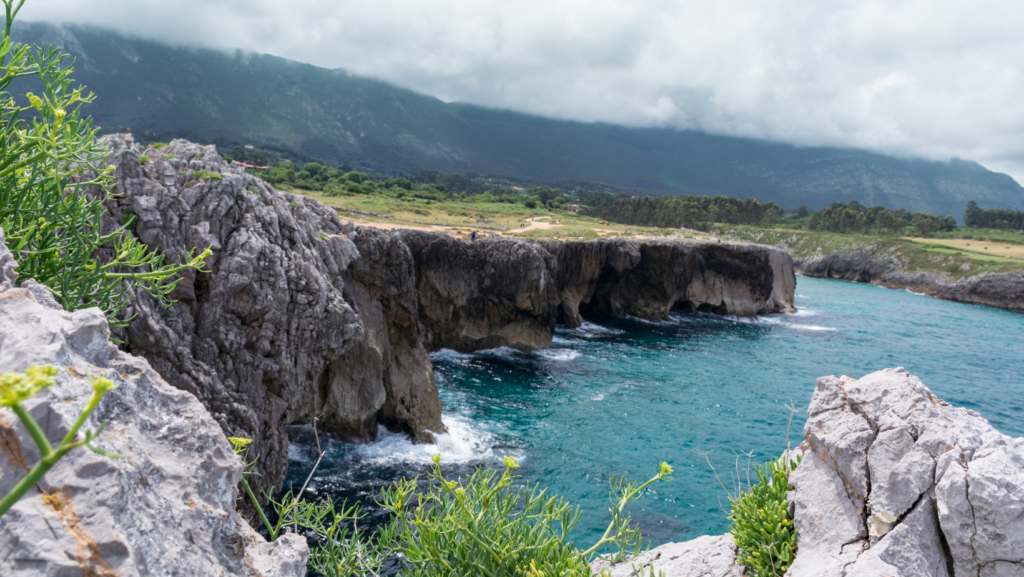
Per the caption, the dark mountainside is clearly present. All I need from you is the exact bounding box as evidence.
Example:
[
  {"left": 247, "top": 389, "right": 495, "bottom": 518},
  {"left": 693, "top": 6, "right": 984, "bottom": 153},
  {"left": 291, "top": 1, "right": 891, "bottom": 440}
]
[{"left": 14, "top": 21, "right": 1024, "bottom": 217}]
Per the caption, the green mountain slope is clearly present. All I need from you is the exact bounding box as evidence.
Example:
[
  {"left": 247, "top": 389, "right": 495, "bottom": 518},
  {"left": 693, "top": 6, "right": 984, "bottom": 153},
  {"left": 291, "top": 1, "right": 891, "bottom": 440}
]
[{"left": 13, "top": 21, "right": 1024, "bottom": 217}]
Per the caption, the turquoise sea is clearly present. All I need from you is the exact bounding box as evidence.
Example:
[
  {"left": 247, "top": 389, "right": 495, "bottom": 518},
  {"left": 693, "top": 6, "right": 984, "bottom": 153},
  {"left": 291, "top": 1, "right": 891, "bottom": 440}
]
[{"left": 286, "top": 276, "right": 1024, "bottom": 548}]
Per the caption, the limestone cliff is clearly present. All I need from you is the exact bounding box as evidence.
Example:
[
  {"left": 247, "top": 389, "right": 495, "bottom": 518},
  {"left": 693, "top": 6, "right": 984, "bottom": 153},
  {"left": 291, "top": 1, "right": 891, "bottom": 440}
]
[
  {"left": 104, "top": 135, "right": 371, "bottom": 495},
  {"left": 400, "top": 232, "right": 796, "bottom": 352},
  {"left": 324, "top": 227, "right": 445, "bottom": 443},
  {"left": 794, "top": 249, "right": 1024, "bottom": 312},
  {"left": 0, "top": 230, "right": 308, "bottom": 577},
  {"left": 100, "top": 135, "right": 795, "bottom": 494}
]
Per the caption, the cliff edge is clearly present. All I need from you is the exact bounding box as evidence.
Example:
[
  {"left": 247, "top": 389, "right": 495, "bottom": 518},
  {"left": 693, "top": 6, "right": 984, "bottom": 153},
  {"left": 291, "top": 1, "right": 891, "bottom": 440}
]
[{"left": 101, "top": 135, "right": 795, "bottom": 493}]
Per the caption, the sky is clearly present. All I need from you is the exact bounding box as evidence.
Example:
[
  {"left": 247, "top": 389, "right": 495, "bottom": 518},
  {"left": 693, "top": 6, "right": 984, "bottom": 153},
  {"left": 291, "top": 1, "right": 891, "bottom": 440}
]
[{"left": 21, "top": 0, "right": 1024, "bottom": 183}]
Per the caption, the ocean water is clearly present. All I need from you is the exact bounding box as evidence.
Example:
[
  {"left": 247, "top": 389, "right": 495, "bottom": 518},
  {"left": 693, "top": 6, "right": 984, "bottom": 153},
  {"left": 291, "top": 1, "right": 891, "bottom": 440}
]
[{"left": 285, "top": 276, "right": 1024, "bottom": 549}]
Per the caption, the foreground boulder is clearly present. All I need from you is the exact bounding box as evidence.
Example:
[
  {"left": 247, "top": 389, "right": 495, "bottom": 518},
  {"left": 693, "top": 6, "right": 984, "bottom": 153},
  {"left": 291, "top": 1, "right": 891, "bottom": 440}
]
[
  {"left": 790, "top": 367, "right": 1024, "bottom": 576},
  {"left": 598, "top": 368, "right": 1023, "bottom": 577},
  {"left": 0, "top": 230, "right": 308, "bottom": 576}
]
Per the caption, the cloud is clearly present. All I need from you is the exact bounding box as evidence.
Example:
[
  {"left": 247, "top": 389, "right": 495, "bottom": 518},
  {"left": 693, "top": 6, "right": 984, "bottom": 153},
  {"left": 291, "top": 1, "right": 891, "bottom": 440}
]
[{"left": 20, "top": 0, "right": 1024, "bottom": 182}]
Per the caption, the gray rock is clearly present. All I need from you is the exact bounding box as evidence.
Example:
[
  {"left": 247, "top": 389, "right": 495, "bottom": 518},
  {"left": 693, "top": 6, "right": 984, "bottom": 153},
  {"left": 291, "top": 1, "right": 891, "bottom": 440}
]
[
  {"left": 789, "top": 367, "right": 1024, "bottom": 576},
  {"left": 104, "top": 135, "right": 442, "bottom": 492},
  {"left": 847, "top": 495, "right": 950, "bottom": 577},
  {"left": 591, "top": 534, "right": 743, "bottom": 577},
  {"left": 326, "top": 227, "right": 445, "bottom": 442},
  {"left": 0, "top": 229, "right": 308, "bottom": 576},
  {"left": 787, "top": 450, "right": 866, "bottom": 576}
]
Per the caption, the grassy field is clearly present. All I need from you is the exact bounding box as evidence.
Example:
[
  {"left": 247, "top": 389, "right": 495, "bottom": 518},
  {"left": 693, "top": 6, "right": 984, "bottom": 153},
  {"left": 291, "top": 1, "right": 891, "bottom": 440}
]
[
  {"left": 284, "top": 185, "right": 1024, "bottom": 280},
  {"left": 723, "top": 226, "right": 1024, "bottom": 280},
  {"left": 286, "top": 186, "right": 706, "bottom": 241}
]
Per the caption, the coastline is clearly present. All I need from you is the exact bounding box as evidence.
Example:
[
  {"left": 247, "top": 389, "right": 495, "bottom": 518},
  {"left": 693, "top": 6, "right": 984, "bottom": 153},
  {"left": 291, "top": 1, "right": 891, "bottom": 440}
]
[{"left": 792, "top": 249, "right": 1024, "bottom": 313}]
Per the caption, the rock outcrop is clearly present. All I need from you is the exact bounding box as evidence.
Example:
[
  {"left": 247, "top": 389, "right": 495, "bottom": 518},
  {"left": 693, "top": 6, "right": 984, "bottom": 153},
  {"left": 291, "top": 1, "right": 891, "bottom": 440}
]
[
  {"left": 99, "top": 135, "right": 795, "bottom": 493},
  {"left": 0, "top": 229, "right": 308, "bottom": 576},
  {"left": 789, "top": 367, "right": 1024, "bottom": 576},
  {"left": 794, "top": 249, "right": 1024, "bottom": 312},
  {"left": 592, "top": 534, "right": 743, "bottom": 577},
  {"left": 325, "top": 227, "right": 445, "bottom": 442},
  {"left": 104, "top": 135, "right": 372, "bottom": 494},
  {"left": 597, "top": 368, "right": 1023, "bottom": 577}
]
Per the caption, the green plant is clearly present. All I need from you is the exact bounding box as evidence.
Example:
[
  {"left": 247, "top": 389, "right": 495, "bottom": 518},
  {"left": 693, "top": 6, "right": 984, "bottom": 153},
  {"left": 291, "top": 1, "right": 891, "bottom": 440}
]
[
  {"left": 151, "top": 142, "right": 167, "bottom": 149},
  {"left": 377, "top": 455, "right": 671, "bottom": 577},
  {"left": 0, "top": 0, "right": 210, "bottom": 331},
  {"left": 0, "top": 366, "right": 121, "bottom": 518},
  {"left": 138, "top": 155, "right": 151, "bottom": 165},
  {"left": 233, "top": 434, "right": 672, "bottom": 577},
  {"left": 186, "top": 169, "right": 222, "bottom": 182},
  {"left": 727, "top": 456, "right": 800, "bottom": 576}
]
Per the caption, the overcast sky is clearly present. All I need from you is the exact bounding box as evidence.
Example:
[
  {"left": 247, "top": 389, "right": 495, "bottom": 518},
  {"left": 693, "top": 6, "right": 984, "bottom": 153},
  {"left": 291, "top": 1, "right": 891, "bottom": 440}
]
[{"left": 22, "top": 0, "right": 1024, "bottom": 183}]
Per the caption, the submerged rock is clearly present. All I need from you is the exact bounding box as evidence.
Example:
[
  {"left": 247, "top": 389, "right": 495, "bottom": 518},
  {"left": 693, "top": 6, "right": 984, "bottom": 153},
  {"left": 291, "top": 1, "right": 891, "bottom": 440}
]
[{"left": 0, "top": 229, "right": 308, "bottom": 576}]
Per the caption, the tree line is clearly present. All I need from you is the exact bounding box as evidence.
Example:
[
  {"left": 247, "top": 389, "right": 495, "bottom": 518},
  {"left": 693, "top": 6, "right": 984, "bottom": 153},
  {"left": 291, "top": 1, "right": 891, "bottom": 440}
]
[
  {"left": 964, "top": 201, "right": 1024, "bottom": 230},
  {"left": 579, "top": 194, "right": 780, "bottom": 229},
  {"left": 807, "top": 201, "right": 956, "bottom": 235}
]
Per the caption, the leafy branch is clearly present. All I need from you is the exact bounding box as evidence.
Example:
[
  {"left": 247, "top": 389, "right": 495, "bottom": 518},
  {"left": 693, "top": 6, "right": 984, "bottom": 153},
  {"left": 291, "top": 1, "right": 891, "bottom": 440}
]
[{"left": 0, "top": 0, "right": 210, "bottom": 331}]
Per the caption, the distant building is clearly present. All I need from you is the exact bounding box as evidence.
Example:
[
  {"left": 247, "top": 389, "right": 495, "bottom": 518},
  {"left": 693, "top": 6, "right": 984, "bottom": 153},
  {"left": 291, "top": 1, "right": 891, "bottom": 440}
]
[
  {"left": 244, "top": 144, "right": 254, "bottom": 150},
  {"left": 566, "top": 204, "right": 581, "bottom": 213}
]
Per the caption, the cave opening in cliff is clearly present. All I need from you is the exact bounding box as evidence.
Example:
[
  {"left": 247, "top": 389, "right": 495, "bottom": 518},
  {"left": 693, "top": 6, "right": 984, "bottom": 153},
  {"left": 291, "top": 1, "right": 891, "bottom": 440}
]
[{"left": 695, "top": 302, "right": 729, "bottom": 315}]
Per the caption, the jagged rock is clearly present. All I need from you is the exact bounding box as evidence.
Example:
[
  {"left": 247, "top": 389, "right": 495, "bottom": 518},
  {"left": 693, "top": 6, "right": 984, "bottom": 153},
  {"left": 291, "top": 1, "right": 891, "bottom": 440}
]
[
  {"left": 591, "top": 534, "right": 743, "bottom": 577},
  {"left": 103, "top": 135, "right": 443, "bottom": 493},
  {"left": 322, "top": 227, "right": 445, "bottom": 442},
  {"left": 399, "top": 230, "right": 559, "bottom": 352},
  {"left": 789, "top": 367, "right": 1024, "bottom": 576},
  {"left": 106, "top": 135, "right": 365, "bottom": 493},
  {"left": 793, "top": 248, "right": 1024, "bottom": 312},
  {"left": 0, "top": 229, "right": 308, "bottom": 576}
]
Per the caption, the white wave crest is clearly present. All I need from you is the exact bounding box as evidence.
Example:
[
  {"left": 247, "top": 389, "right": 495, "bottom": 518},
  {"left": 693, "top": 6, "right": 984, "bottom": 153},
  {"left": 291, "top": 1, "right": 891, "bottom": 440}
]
[
  {"left": 536, "top": 349, "right": 581, "bottom": 361},
  {"left": 354, "top": 414, "right": 502, "bottom": 466},
  {"left": 789, "top": 324, "right": 838, "bottom": 331}
]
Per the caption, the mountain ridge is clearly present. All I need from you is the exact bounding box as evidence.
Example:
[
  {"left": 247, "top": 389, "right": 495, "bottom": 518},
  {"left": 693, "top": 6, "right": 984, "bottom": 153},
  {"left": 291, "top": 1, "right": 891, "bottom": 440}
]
[{"left": 12, "top": 21, "right": 1024, "bottom": 217}]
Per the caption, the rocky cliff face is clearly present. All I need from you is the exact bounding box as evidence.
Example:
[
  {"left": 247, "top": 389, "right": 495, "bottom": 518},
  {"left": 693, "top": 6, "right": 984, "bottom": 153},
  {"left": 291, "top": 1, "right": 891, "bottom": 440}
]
[
  {"left": 100, "top": 135, "right": 795, "bottom": 494},
  {"left": 598, "top": 368, "right": 1024, "bottom": 577},
  {"left": 794, "top": 249, "right": 1024, "bottom": 312},
  {"left": 324, "top": 227, "right": 445, "bottom": 443},
  {"left": 104, "top": 135, "right": 372, "bottom": 494},
  {"left": 400, "top": 232, "right": 796, "bottom": 352},
  {"left": 0, "top": 230, "right": 308, "bottom": 577}
]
